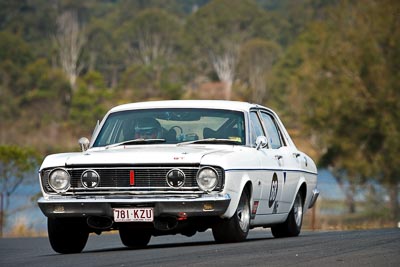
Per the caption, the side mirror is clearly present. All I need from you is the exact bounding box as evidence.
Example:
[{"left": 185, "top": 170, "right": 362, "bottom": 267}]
[
  {"left": 79, "top": 137, "right": 90, "bottom": 152},
  {"left": 255, "top": 136, "right": 269, "bottom": 150}
]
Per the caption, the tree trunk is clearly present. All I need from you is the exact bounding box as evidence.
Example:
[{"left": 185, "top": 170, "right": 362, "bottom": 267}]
[
  {"left": 55, "top": 11, "right": 85, "bottom": 91},
  {"left": 223, "top": 81, "right": 232, "bottom": 100},
  {"left": 111, "top": 65, "right": 118, "bottom": 89},
  {"left": 335, "top": 172, "right": 357, "bottom": 214},
  {"left": 344, "top": 183, "right": 356, "bottom": 214}
]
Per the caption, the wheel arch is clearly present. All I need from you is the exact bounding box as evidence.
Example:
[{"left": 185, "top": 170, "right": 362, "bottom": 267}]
[
  {"left": 290, "top": 178, "right": 307, "bottom": 211},
  {"left": 298, "top": 182, "right": 307, "bottom": 207},
  {"left": 242, "top": 181, "right": 253, "bottom": 200},
  {"left": 222, "top": 173, "right": 253, "bottom": 219}
]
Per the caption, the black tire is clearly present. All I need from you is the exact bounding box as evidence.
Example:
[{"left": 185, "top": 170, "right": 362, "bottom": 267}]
[
  {"left": 212, "top": 189, "right": 251, "bottom": 243},
  {"left": 48, "top": 218, "right": 89, "bottom": 254},
  {"left": 271, "top": 191, "right": 304, "bottom": 238},
  {"left": 119, "top": 224, "right": 152, "bottom": 248}
]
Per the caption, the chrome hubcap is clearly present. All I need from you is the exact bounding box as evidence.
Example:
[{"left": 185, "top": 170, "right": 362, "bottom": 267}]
[
  {"left": 293, "top": 194, "right": 303, "bottom": 227},
  {"left": 237, "top": 193, "right": 250, "bottom": 232}
]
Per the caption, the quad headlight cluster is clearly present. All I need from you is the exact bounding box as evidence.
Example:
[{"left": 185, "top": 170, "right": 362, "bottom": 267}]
[
  {"left": 196, "top": 167, "right": 219, "bottom": 192},
  {"left": 48, "top": 168, "right": 71, "bottom": 193}
]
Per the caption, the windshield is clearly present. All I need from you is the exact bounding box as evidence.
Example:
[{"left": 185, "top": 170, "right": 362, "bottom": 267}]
[{"left": 93, "top": 108, "right": 245, "bottom": 147}]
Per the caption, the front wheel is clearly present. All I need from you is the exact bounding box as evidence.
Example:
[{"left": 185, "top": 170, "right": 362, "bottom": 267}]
[
  {"left": 212, "top": 189, "right": 251, "bottom": 243},
  {"left": 48, "top": 218, "right": 89, "bottom": 254},
  {"left": 271, "top": 191, "right": 304, "bottom": 238}
]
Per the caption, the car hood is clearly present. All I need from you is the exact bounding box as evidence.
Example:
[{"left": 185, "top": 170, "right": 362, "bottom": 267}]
[{"left": 40, "top": 145, "right": 235, "bottom": 169}]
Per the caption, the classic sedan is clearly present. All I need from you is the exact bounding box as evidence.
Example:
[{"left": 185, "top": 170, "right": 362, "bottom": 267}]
[{"left": 38, "top": 100, "right": 319, "bottom": 253}]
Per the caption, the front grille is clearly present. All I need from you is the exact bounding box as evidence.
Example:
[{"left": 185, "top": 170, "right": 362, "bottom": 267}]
[{"left": 41, "top": 165, "right": 224, "bottom": 194}]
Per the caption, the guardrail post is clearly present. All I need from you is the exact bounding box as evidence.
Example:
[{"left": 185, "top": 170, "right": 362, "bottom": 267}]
[{"left": 0, "top": 192, "right": 3, "bottom": 237}]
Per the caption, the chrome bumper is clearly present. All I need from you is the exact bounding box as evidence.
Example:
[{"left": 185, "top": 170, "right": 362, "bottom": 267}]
[
  {"left": 308, "top": 188, "right": 320, "bottom": 209},
  {"left": 38, "top": 194, "right": 231, "bottom": 219}
]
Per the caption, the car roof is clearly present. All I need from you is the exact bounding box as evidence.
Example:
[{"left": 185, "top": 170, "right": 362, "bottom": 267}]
[{"left": 109, "top": 100, "right": 268, "bottom": 113}]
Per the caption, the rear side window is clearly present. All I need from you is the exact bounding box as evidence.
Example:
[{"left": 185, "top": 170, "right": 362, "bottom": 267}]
[{"left": 260, "top": 112, "right": 283, "bottom": 149}]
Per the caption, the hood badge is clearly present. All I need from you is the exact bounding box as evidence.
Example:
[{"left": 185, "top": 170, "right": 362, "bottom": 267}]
[
  {"left": 81, "top": 170, "right": 100, "bottom": 188},
  {"left": 166, "top": 168, "right": 185, "bottom": 188},
  {"left": 173, "top": 152, "right": 188, "bottom": 160}
]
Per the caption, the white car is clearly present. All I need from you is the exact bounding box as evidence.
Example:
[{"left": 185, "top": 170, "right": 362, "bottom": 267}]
[{"left": 38, "top": 100, "right": 319, "bottom": 253}]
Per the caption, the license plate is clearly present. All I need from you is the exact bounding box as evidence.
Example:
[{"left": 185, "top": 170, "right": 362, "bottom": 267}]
[{"left": 113, "top": 208, "right": 154, "bottom": 222}]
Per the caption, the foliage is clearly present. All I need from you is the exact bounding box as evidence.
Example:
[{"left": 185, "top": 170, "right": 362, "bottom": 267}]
[
  {"left": 118, "top": 8, "right": 181, "bottom": 64},
  {"left": 237, "top": 38, "right": 282, "bottom": 103},
  {"left": 0, "top": 31, "right": 32, "bottom": 66},
  {"left": 119, "top": 63, "right": 183, "bottom": 101},
  {"left": 0, "top": 0, "right": 399, "bottom": 226},
  {"left": 20, "top": 60, "right": 71, "bottom": 126},
  {"left": 184, "top": 0, "right": 263, "bottom": 69},
  {"left": 0, "top": 31, "right": 33, "bottom": 104},
  {"left": 0, "top": 146, "right": 40, "bottom": 204},
  {"left": 70, "top": 71, "right": 113, "bottom": 127},
  {"left": 270, "top": 0, "right": 400, "bottom": 219}
]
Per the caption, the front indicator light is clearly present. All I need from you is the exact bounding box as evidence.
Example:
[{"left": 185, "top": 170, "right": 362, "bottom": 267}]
[
  {"left": 53, "top": 205, "right": 65, "bottom": 213},
  {"left": 203, "top": 203, "right": 214, "bottom": 211}
]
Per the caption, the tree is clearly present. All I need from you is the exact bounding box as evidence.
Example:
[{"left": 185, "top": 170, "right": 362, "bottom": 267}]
[
  {"left": 117, "top": 8, "right": 184, "bottom": 100},
  {"left": 122, "top": 9, "right": 180, "bottom": 67},
  {"left": 54, "top": 10, "right": 86, "bottom": 90},
  {"left": 184, "top": 0, "right": 264, "bottom": 99},
  {"left": 119, "top": 63, "right": 184, "bottom": 101},
  {"left": 0, "top": 31, "right": 32, "bottom": 97},
  {"left": 238, "top": 38, "right": 281, "bottom": 103},
  {"left": 271, "top": 0, "right": 400, "bottom": 219},
  {"left": 85, "top": 16, "right": 123, "bottom": 88},
  {"left": 256, "top": 0, "right": 338, "bottom": 46},
  {"left": 0, "top": 31, "right": 32, "bottom": 66},
  {"left": 69, "top": 71, "right": 113, "bottom": 128},
  {"left": 252, "top": 11, "right": 291, "bottom": 47},
  {"left": 0, "top": 145, "right": 39, "bottom": 237},
  {"left": 20, "top": 59, "right": 71, "bottom": 125},
  {"left": 209, "top": 43, "right": 238, "bottom": 100}
]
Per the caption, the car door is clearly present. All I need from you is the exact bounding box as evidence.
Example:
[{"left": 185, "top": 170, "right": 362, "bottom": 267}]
[
  {"left": 249, "top": 111, "right": 284, "bottom": 217},
  {"left": 259, "top": 110, "right": 297, "bottom": 214}
]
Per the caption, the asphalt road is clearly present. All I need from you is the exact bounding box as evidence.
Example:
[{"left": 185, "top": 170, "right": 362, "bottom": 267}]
[{"left": 0, "top": 228, "right": 399, "bottom": 267}]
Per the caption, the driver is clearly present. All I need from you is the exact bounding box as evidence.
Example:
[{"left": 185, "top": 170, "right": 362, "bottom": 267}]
[{"left": 133, "top": 117, "right": 162, "bottom": 139}]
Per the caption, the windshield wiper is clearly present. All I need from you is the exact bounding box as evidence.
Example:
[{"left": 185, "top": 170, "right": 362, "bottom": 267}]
[
  {"left": 177, "top": 138, "right": 241, "bottom": 146},
  {"left": 105, "top": 138, "right": 166, "bottom": 149}
]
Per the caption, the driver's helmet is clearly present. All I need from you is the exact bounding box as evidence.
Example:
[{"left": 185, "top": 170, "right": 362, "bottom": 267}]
[{"left": 134, "top": 117, "right": 162, "bottom": 139}]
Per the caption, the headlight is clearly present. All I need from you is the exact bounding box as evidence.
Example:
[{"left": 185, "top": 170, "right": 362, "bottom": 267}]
[
  {"left": 48, "top": 168, "right": 71, "bottom": 192},
  {"left": 197, "top": 167, "right": 219, "bottom": 192}
]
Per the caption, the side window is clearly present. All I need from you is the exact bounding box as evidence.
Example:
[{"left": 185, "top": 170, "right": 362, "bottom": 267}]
[
  {"left": 250, "top": 112, "right": 265, "bottom": 146},
  {"left": 260, "top": 112, "right": 283, "bottom": 149}
]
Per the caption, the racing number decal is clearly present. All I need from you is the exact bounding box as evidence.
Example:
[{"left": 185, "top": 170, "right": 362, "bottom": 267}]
[{"left": 268, "top": 173, "right": 278, "bottom": 208}]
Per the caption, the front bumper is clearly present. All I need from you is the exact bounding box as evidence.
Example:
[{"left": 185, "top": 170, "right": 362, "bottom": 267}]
[{"left": 38, "top": 194, "right": 231, "bottom": 219}]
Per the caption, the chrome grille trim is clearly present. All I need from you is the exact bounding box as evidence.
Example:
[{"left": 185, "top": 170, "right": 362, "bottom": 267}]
[{"left": 41, "top": 166, "right": 224, "bottom": 194}]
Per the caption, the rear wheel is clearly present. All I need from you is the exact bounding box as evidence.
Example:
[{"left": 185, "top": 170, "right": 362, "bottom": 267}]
[
  {"left": 48, "top": 218, "right": 89, "bottom": 254},
  {"left": 119, "top": 224, "right": 152, "bottom": 248},
  {"left": 271, "top": 191, "right": 304, "bottom": 238},
  {"left": 212, "top": 189, "right": 251, "bottom": 243}
]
